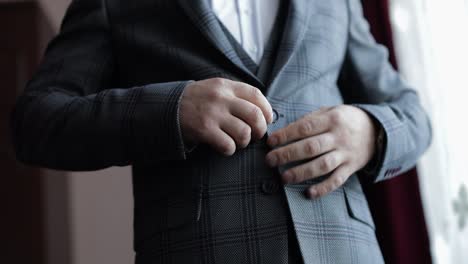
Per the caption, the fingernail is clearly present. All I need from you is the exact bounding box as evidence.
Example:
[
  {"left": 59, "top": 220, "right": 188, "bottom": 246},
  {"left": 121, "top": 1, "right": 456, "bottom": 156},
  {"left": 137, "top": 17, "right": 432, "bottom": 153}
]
[{"left": 265, "top": 154, "right": 277, "bottom": 167}]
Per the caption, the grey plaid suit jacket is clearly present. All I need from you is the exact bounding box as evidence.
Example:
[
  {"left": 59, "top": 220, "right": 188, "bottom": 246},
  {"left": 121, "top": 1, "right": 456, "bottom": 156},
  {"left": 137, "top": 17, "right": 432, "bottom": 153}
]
[{"left": 11, "top": 0, "right": 432, "bottom": 263}]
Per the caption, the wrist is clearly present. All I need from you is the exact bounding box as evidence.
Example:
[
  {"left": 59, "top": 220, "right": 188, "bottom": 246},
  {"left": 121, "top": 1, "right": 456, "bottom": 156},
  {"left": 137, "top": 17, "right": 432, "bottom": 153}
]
[{"left": 362, "top": 122, "right": 385, "bottom": 174}]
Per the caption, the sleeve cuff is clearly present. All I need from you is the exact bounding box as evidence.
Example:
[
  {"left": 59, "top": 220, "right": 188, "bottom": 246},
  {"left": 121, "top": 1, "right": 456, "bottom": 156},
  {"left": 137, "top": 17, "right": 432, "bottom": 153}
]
[
  {"left": 131, "top": 81, "right": 192, "bottom": 162},
  {"left": 352, "top": 103, "right": 416, "bottom": 182},
  {"left": 359, "top": 122, "right": 386, "bottom": 181},
  {"left": 175, "top": 80, "right": 199, "bottom": 156}
]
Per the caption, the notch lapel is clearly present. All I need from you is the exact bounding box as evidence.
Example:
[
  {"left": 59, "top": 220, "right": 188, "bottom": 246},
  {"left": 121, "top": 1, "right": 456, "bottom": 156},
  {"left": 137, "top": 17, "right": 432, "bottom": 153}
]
[
  {"left": 267, "top": 0, "right": 312, "bottom": 91},
  {"left": 177, "top": 0, "right": 262, "bottom": 86}
]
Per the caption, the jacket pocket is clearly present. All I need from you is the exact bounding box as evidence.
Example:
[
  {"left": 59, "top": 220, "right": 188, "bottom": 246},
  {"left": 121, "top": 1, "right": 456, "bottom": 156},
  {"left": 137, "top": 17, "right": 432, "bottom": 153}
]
[
  {"left": 343, "top": 184, "right": 375, "bottom": 230},
  {"left": 166, "top": 186, "right": 203, "bottom": 229},
  {"left": 135, "top": 184, "right": 203, "bottom": 236}
]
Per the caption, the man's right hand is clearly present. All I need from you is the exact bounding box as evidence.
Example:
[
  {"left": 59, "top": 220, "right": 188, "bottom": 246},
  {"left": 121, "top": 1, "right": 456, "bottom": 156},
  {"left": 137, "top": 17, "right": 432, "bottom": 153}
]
[{"left": 179, "top": 78, "right": 274, "bottom": 156}]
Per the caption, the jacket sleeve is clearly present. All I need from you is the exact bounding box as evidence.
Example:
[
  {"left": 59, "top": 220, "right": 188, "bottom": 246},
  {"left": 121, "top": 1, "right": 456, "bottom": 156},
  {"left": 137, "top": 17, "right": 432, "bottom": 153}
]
[
  {"left": 339, "top": 0, "right": 432, "bottom": 183},
  {"left": 10, "top": 0, "right": 191, "bottom": 171}
]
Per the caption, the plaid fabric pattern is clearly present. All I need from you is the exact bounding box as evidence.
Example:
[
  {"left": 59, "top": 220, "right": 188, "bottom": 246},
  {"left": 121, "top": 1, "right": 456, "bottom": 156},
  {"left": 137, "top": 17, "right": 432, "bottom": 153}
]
[{"left": 10, "top": 0, "right": 432, "bottom": 263}]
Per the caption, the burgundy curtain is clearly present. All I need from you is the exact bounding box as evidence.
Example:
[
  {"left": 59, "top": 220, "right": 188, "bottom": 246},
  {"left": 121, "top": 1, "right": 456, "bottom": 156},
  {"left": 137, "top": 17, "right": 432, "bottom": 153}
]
[{"left": 360, "top": 1, "right": 433, "bottom": 263}]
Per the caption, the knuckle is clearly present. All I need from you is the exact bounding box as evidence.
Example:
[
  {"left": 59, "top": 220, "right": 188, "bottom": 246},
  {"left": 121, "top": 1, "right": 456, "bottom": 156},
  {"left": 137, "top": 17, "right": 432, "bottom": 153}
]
[
  {"left": 324, "top": 184, "right": 334, "bottom": 195},
  {"left": 207, "top": 88, "right": 224, "bottom": 101},
  {"left": 220, "top": 140, "right": 235, "bottom": 155},
  {"left": 250, "top": 86, "right": 262, "bottom": 98},
  {"left": 320, "top": 155, "right": 335, "bottom": 171},
  {"left": 253, "top": 122, "right": 267, "bottom": 135},
  {"left": 288, "top": 169, "right": 299, "bottom": 182},
  {"left": 280, "top": 149, "right": 293, "bottom": 163},
  {"left": 240, "top": 125, "right": 252, "bottom": 137},
  {"left": 299, "top": 122, "right": 313, "bottom": 136},
  {"left": 329, "top": 109, "right": 344, "bottom": 125},
  {"left": 269, "top": 151, "right": 279, "bottom": 162},
  {"left": 211, "top": 77, "right": 225, "bottom": 87},
  {"left": 309, "top": 118, "right": 321, "bottom": 129},
  {"left": 200, "top": 118, "right": 214, "bottom": 131},
  {"left": 297, "top": 166, "right": 312, "bottom": 182},
  {"left": 238, "top": 126, "right": 251, "bottom": 146},
  {"left": 316, "top": 186, "right": 328, "bottom": 197},
  {"left": 305, "top": 165, "right": 316, "bottom": 178},
  {"left": 296, "top": 166, "right": 309, "bottom": 182},
  {"left": 249, "top": 107, "right": 266, "bottom": 131},
  {"left": 332, "top": 176, "right": 344, "bottom": 188},
  {"left": 305, "top": 139, "right": 321, "bottom": 155},
  {"left": 326, "top": 181, "right": 337, "bottom": 193},
  {"left": 276, "top": 131, "right": 286, "bottom": 143},
  {"left": 249, "top": 105, "right": 263, "bottom": 120}
]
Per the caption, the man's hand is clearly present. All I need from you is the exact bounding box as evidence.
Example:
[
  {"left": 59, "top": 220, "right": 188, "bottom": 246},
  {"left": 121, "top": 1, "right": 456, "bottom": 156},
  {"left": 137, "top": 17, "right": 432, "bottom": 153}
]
[
  {"left": 265, "top": 105, "right": 378, "bottom": 199},
  {"left": 180, "top": 78, "right": 273, "bottom": 156}
]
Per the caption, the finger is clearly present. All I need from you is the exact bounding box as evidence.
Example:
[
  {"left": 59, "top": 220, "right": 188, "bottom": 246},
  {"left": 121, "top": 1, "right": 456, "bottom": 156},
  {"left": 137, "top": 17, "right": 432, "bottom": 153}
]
[
  {"left": 228, "top": 97, "right": 268, "bottom": 140},
  {"left": 267, "top": 109, "right": 330, "bottom": 147},
  {"left": 220, "top": 117, "right": 252, "bottom": 148},
  {"left": 230, "top": 81, "right": 274, "bottom": 124},
  {"left": 265, "top": 132, "right": 335, "bottom": 167},
  {"left": 204, "top": 128, "right": 237, "bottom": 156},
  {"left": 282, "top": 151, "right": 344, "bottom": 184},
  {"left": 306, "top": 164, "right": 353, "bottom": 199}
]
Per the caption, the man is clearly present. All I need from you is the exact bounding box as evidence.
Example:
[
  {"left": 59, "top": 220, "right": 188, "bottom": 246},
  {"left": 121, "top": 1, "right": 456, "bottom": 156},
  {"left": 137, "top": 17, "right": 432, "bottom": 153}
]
[{"left": 10, "top": 0, "right": 431, "bottom": 263}]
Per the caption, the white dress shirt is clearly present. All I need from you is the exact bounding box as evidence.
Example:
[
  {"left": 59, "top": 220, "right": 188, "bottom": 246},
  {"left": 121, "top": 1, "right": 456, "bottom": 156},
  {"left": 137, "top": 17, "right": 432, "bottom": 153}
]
[{"left": 210, "top": 0, "right": 280, "bottom": 64}]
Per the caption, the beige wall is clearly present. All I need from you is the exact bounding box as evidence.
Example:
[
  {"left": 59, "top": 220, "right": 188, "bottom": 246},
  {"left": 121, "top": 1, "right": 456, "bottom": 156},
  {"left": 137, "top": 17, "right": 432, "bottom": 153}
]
[
  {"left": 44, "top": 168, "right": 133, "bottom": 264},
  {"left": 38, "top": 0, "right": 69, "bottom": 31},
  {"left": 68, "top": 168, "right": 133, "bottom": 264},
  {"left": 37, "top": 1, "right": 134, "bottom": 263}
]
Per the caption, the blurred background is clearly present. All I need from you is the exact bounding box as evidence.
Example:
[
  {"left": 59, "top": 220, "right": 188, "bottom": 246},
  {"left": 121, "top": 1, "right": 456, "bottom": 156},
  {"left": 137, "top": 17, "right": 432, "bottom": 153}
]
[{"left": 0, "top": 0, "right": 467, "bottom": 263}]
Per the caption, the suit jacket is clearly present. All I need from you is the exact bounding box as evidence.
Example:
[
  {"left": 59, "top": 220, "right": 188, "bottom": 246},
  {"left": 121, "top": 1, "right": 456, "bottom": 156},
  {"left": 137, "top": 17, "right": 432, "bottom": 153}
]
[{"left": 10, "top": 0, "right": 432, "bottom": 263}]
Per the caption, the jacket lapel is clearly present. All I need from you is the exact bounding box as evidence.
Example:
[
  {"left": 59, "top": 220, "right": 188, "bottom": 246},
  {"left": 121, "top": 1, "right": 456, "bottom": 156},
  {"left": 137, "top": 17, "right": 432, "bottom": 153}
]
[
  {"left": 177, "top": 0, "right": 312, "bottom": 90},
  {"left": 267, "top": 0, "right": 312, "bottom": 91},
  {"left": 177, "top": 0, "right": 262, "bottom": 86}
]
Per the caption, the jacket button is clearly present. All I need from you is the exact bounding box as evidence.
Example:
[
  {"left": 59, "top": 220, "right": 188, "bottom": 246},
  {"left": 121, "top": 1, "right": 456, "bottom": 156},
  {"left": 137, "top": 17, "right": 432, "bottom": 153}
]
[
  {"left": 272, "top": 108, "right": 279, "bottom": 123},
  {"left": 261, "top": 179, "right": 280, "bottom": 194}
]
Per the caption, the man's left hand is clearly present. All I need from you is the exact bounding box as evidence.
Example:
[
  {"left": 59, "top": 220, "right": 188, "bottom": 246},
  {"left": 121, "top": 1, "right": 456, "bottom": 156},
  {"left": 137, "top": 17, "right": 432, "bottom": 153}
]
[{"left": 265, "top": 105, "right": 378, "bottom": 199}]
